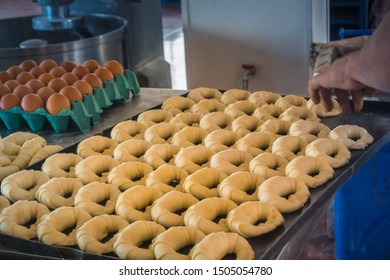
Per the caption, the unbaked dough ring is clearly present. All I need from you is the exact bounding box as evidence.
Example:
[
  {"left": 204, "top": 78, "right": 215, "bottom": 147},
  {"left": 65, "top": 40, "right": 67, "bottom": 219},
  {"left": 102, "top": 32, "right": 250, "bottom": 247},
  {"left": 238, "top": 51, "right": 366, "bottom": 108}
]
[
  {"left": 204, "top": 130, "right": 240, "bottom": 153},
  {"left": 41, "top": 153, "right": 83, "bottom": 178},
  {"left": 1, "top": 170, "right": 49, "bottom": 202},
  {"left": 224, "top": 100, "right": 257, "bottom": 119},
  {"left": 199, "top": 112, "right": 234, "bottom": 132},
  {"left": 307, "top": 98, "right": 342, "bottom": 117},
  {"left": 259, "top": 119, "right": 292, "bottom": 136},
  {"left": 249, "top": 152, "right": 289, "bottom": 179},
  {"left": 253, "top": 104, "right": 284, "bottom": 121},
  {"left": 226, "top": 201, "right": 284, "bottom": 238},
  {"left": 279, "top": 106, "right": 320, "bottom": 122},
  {"left": 74, "top": 182, "right": 121, "bottom": 216},
  {"left": 275, "top": 94, "right": 308, "bottom": 110},
  {"left": 76, "top": 214, "right": 129, "bottom": 255},
  {"left": 35, "top": 177, "right": 84, "bottom": 209},
  {"left": 171, "top": 126, "right": 208, "bottom": 147},
  {"left": 218, "top": 171, "right": 264, "bottom": 204},
  {"left": 144, "top": 122, "right": 179, "bottom": 144},
  {"left": 161, "top": 96, "right": 196, "bottom": 116},
  {"left": 329, "top": 124, "right": 374, "bottom": 150},
  {"left": 0, "top": 195, "right": 11, "bottom": 213},
  {"left": 151, "top": 226, "right": 206, "bottom": 260},
  {"left": 113, "top": 220, "right": 166, "bottom": 260},
  {"left": 191, "top": 231, "right": 255, "bottom": 260},
  {"left": 144, "top": 143, "right": 181, "bottom": 169},
  {"left": 77, "top": 135, "right": 118, "bottom": 158},
  {"left": 75, "top": 155, "right": 119, "bottom": 184},
  {"left": 258, "top": 176, "right": 310, "bottom": 213},
  {"left": 248, "top": 91, "right": 282, "bottom": 106},
  {"left": 110, "top": 120, "right": 147, "bottom": 143},
  {"left": 107, "top": 162, "right": 153, "bottom": 191},
  {"left": 235, "top": 132, "right": 279, "bottom": 157},
  {"left": 271, "top": 135, "right": 308, "bottom": 161},
  {"left": 169, "top": 112, "right": 203, "bottom": 130},
  {"left": 37, "top": 206, "right": 92, "bottom": 246},
  {"left": 28, "top": 145, "right": 63, "bottom": 166},
  {"left": 151, "top": 190, "right": 199, "bottom": 228},
  {"left": 115, "top": 185, "right": 163, "bottom": 222},
  {"left": 0, "top": 200, "right": 50, "bottom": 240},
  {"left": 182, "top": 167, "right": 228, "bottom": 199},
  {"left": 137, "top": 109, "right": 174, "bottom": 127},
  {"left": 221, "top": 89, "right": 251, "bottom": 105},
  {"left": 183, "top": 197, "right": 238, "bottom": 235},
  {"left": 305, "top": 138, "right": 351, "bottom": 168},
  {"left": 145, "top": 164, "right": 188, "bottom": 193},
  {"left": 210, "top": 149, "right": 253, "bottom": 175},
  {"left": 187, "top": 87, "right": 223, "bottom": 102},
  {"left": 190, "top": 99, "right": 225, "bottom": 115},
  {"left": 113, "top": 139, "right": 153, "bottom": 163},
  {"left": 174, "top": 145, "right": 214, "bottom": 174},
  {"left": 231, "top": 115, "right": 263, "bottom": 136},
  {"left": 289, "top": 120, "right": 330, "bottom": 143}
]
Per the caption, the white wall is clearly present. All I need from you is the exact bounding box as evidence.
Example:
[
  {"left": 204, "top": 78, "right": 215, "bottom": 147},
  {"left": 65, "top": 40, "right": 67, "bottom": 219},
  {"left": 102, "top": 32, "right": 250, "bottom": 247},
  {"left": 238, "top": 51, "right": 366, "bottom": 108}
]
[{"left": 182, "top": 0, "right": 312, "bottom": 95}]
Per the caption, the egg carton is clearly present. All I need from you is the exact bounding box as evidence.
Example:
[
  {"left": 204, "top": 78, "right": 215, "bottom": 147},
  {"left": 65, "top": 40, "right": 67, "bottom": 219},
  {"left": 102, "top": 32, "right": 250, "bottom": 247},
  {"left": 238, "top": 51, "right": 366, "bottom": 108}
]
[{"left": 0, "top": 70, "right": 140, "bottom": 133}]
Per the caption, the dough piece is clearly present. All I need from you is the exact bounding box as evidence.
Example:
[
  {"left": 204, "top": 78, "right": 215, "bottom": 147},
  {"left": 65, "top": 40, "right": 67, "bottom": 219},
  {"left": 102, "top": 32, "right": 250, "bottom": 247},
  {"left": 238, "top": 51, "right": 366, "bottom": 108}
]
[
  {"left": 249, "top": 152, "right": 289, "bottom": 178},
  {"left": 11, "top": 136, "right": 47, "bottom": 169},
  {"left": 76, "top": 214, "right": 128, "bottom": 255},
  {"left": 235, "top": 131, "right": 279, "bottom": 157},
  {"left": 199, "top": 112, "right": 234, "bottom": 132},
  {"left": 305, "top": 138, "right": 351, "bottom": 168},
  {"left": 182, "top": 167, "right": 228, "bottom": 199},
  {"left": 110, "top": 120, "right": 147, "bottom": 143},
  {"left": 2, "top": 131, "right": 40, "bottom": 146},
  {"left": 289, "top": 119, "right": 331, "bottom": 143},
  {"left": 253, "top": 104, "right": 284, "bottom": 121},
  {"left": 329, "top": 124, "right": 374, "bottom": 150},
  {"left": 248, "top": 91, "right": 282, "bottom": 106},
  {"left": 258, "top": 176, "right": 310, "bottom": 213},
  {"left": 184, "top": 197, "right": 238, "bottom": 234},
  {"left": 35, "top": 177, "right": 84, "bottom": 209},
  {"left": 271, "top": 135, "right": 308, "bottom": 161},
  {"left": 137, "top": 109, "right": 174, "bottom": 127},
  {"left": 187, "top": 87, "right": 223, "bottom": 102},
  {"left": 0, "top": 200, "right": 50, "bottom": 240},
  {"left": 227, "top": 201, "right": 284, "bottom": 238},
  {"left": 285, "top": 156, "right": 334, "bottom": 188},
  {"left": 307, "top": 98, "right": 342, "bottom": 117},
  {"left": 151, "top": 226, "right": 206, "bottom": 260},
  {"left": 37, "top": 206, "right": 92, "bottom": 246},
  {"left": 190, "top": 99, "right": 225, "bottom": 116},
  {"left": 0, "top": 195, "right": 11, "bottom": 213},
  {"left": 171, "top": 126, "right": 208, "bottom": 147},
  {"left": 218, "top": 171, "right": 265, "bottom": 204},
  {"left": 161, "top": 96, "right": 195, "bottom": 116},
  {"left": 174, "top": 145, "right": 214, "bottom": 174},
  {"left": 191, "top": 231, "right": 255, "bottom": 260},
  {"left": 75, "top": 155, "right": 119, "bottom": 184},
  {"left": 151, "top": 191, "right": 199, "bottom": 228},
  {"left": 75, "top": 182, "right": 121, "bottom": 216},
  {"left": 0, "top": 166, "right": 20, "bottom": 182},
  {"left": 113, "top": 139, "right": 153, "bottom": 163},
  {"left": 204, "top": 129, "right": 240, "bottom": 153},
  {"left": 29, "top": 145, "right": 63, "bottom": 166},
  {"left": 144, "top": 122, "right": 179, "bottom": 144},
  {"left": 145, "top": 164, "right": 188, "bottom": 193},
  {"left": 114, "top": 220, "right": 166, "bottom": 260},
  {"left": 144, "top": 143, "right": 181, "bottom": 169},
  {"left": 231, "top": 115, "right": 263, "bottom": 136},
  {"left": 107, "top": 161, "right": 153, "bottom": 191},
  {"left": 279, "top": 106, "right": 320, "bottom": 122},
  {"left": 209, "top": 149, "right": 253, "bottom": 175},
  {"left": 115, "top": 185, "right": 163, "bottom": 222},
  {"left": 169, "top": 112, "right": 203, "bottom": 130},
  {"left": 275, "top": 94, "right": 307, "bottom": 110},
  {"left": 77, "top": 135, "right": 118, "bottom": 158},
  {"left": 221, "top": 89, "right": 251, "bottom": 105},
  {"left": 41, "top": 153, "right": 83, "bottom": 178},
  {"left": 259, "top": 119, "right": 292, "bottom": 136},
  {"left": 1, "top": 170, "right": 49, "bottom": 202},
  {"left": 224, "top": 100, "right": 257, "bottom": 119}
]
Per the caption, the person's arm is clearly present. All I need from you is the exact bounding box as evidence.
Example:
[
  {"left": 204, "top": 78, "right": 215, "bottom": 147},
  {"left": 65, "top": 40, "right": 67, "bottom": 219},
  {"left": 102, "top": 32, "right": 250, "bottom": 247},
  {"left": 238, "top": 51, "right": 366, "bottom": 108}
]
[{"left": 308, "top": 9, "right": 390, "bottom": 113}]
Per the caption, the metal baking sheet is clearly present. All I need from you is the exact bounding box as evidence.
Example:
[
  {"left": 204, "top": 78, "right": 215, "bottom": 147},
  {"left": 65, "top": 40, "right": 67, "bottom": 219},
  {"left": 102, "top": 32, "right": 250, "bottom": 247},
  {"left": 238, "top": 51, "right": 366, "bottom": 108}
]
[{"left": 1, "top": 89, "right": 390, "bottom": 260}]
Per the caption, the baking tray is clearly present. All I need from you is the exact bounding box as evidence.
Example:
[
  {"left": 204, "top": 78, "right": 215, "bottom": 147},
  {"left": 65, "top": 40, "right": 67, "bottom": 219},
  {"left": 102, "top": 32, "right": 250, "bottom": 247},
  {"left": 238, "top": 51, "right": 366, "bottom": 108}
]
[{"left": 1, "top": 89, "right": 390, "bottom": 260}]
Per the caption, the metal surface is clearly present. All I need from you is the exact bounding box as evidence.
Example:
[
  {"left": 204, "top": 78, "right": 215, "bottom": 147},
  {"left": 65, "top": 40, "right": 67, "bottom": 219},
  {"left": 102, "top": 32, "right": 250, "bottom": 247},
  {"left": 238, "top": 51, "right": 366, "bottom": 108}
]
[
  {"left": 0, "top": 88, "right": 390, "bottom": 259},
  {"left": 0, "top": 13, "right": 126, "bottom": 69}
]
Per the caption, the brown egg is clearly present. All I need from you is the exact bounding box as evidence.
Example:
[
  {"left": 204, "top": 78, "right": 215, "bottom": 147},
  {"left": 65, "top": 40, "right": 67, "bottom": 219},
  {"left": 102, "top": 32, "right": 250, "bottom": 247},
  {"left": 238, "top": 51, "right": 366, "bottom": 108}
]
[
  {"left": 13, "top": 84, "right": 34, "bottom": 100},
  {"left": 49, "top": 66, "right": 67, "bottom": 78},
  {"left": 37, "top": 87, "right": 55, "bottom": 103},
  {"left": 30, "top": 66, "right": 47, "bottom": 78},
  {"left": 94, "top": 67, "right": 114, "bottom": 81},
  {"left": 4, "top": 80, "right": 20, "bottom": 91},
  {"left": 0, "top": 93, "right": 20, "bottom": 110},
  {"left": 21, "top": 93, "right": 44, "bottom": 113},
  {"left": 61, "top": 61, "right": 77, "bottom": 72},
  {"left": 60, "top": 86, "right": 82, "bottom": 102},
  {"left": 46, "top": 93, "right": 71, "bottom": 114},
  {"left": 20, "top": 59, "right": 38, "bottom": 71},
  {"left": 39, "top": 59, "right": 58, "bottom": 72},
  {"left": 7, "top": 66, "right": 24, "bottom": 79},
  {"left": 26, "top": 79, "right": 45, "bottom": 93},
  {"left": 0, "top": 84, "right": 11, "bottom": 99},
  {"left": 73, "top": 80, "right": 93, "bottom": 94},
  {"left": 16, "top": 71, "right": 35, "bottom": 84},
  {"left": 72, "top": 65, "right": 90, "bottom": 79},
  {"left": 82, "top": 73, "right": 103, "bottom": 88},
  {"left": 83, "top": 59, "right": 101, "bottom": 72},
  {"left": 0, "top": 71, "right": 14, "bottom": 83},
  {"left": 38, "top": 73, "right": 55, "bottom": 86},
  {"left": 48, "top": 78, "right": 67, "bottom": 92},
  {"left": 104, "top": 60, "right": 124, "bottom": 75},
  {"left": 61, "top": 72, "right": 79, "bottom": 85}
]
